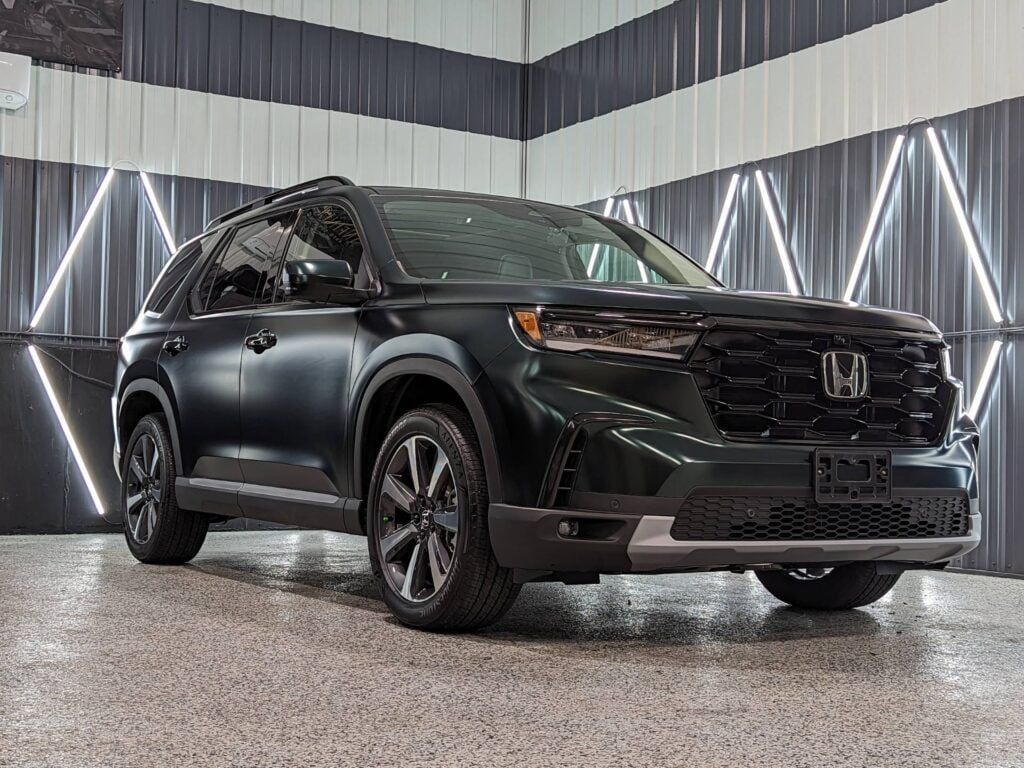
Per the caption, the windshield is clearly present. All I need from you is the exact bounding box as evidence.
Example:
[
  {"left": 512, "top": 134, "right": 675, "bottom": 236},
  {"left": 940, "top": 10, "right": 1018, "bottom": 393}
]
[{"left": 373, "top": 196, "right": 718, "bottom": 287}]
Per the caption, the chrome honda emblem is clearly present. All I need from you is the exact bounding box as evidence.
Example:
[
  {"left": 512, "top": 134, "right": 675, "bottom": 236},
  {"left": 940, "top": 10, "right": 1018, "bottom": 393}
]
[{"left": 821, "top": 350, "right": 869, "bottom": 400}]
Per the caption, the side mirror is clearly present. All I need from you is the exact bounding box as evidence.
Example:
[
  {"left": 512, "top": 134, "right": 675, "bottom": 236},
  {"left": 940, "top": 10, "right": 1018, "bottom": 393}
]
[{"left": 285, "top": 259, "right": 361, "bottom": 303}]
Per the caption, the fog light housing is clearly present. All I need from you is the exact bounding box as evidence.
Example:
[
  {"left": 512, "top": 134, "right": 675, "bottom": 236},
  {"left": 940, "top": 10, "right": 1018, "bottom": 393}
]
[{"left": 557, "top": 519, "right": 579, "bottom": 538}]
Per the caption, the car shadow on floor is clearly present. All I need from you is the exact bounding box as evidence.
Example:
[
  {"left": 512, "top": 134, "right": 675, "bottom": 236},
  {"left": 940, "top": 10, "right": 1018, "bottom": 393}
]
[{"left": 186, "top": 552, "right": 908, "bottom": 654}]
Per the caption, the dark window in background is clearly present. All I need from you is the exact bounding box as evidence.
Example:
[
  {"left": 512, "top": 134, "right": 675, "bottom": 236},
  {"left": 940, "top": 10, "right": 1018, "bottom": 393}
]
[
  {"left": 0, "top": 0, "right": 123, "bottom": 71},
  {"left": 195, "top": 214, "right": 294, "bottom": 313}
]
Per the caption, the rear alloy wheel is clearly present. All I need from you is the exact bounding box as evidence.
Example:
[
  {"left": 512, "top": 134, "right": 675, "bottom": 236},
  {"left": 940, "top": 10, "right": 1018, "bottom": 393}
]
[
  {"left": 122, "top": 415, "right": 209, "bottom": 564},
  {"left": 124, "top": 432, "right": 161, "bottom": 546},
  {"left": 755, "top": 562, "right": 901, "bottom": 610},
  {"left": 367, "top": 405, "right": 519, "bottom": 631}
]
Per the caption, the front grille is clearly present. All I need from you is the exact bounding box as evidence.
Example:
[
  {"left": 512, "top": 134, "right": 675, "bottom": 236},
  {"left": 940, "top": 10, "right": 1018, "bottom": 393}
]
[
  {"left": 670, "top": 493, "right": 970, "bottom": 541},
  {"left": 690, "top": 327, "right": 954, "bottom": 445}
]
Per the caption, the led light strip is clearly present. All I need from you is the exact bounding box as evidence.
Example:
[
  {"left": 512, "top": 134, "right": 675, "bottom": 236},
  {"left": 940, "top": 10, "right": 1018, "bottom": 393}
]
[
  {"left": 28, "top": 345, "right": 106, "bottom": 516},
  {"left": 26, "top": 165, "right": 177, "bottom": 517},
  {"left": 618, "top": 199, "right": 650, "bottom": 282},
  {"left": 29, "top": 167, "right": 177, "bottom": 331},
  {"left": 925, "top": 127, "right": 1004, "bottom": 324},
  {"left": 586, "top": 194, "right": 650, "bottom": 282},
  {"left": 755, "top": 170, "right": 804, "bottom": 296},
  {"left": 705, "top": 173, "right": 741, "bottom": 274},
  {"left": 139, "top": 171, "right": 177, "bottom": 255},
  {"left": 586, "top": 196, "right": 617, "bottom": 276},
  {"left": 28, "top": 168, "right": 117, "bottom": 329},
  {"left": 967, "top": 339, "right": 1004, "bottom": 422},
  {"left": 843, "top": 134, "right": 906, "bottom": 302}
]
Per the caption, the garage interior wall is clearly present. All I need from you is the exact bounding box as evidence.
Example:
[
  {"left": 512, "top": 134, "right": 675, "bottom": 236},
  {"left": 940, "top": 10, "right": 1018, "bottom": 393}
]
[
  {"left": 0, "top": 0, "right": 526, "bottom": 534},
  {"left": 1, "top": 0, "right": 1021, "bottom": 576}
]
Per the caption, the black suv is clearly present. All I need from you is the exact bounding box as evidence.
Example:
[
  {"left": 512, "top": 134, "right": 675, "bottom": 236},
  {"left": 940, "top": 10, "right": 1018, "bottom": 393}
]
[{"left": 114, "top": 176, "right": 981, "bottom": 630}]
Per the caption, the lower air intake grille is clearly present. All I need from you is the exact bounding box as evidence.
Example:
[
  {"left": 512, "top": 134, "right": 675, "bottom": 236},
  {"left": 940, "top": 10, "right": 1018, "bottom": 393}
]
[
  {"left": 552, "top": 431, "right": 588, "bottom": 507},
  {"left": 671, "top": 493, "right": 970, "bottom": 541},
  {"left": 689, "top": 328, "right": 955, "bottom": 444}
]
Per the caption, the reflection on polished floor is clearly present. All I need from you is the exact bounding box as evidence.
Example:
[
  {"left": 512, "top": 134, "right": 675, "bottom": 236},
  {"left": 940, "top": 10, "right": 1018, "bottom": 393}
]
[{"left": 1, "top": 531, "right": 1022, "bottom": 767}]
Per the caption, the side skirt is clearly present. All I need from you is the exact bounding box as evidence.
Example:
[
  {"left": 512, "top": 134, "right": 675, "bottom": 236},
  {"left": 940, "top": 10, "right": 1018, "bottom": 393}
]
[{"left": 174, "top": 477, "right": 364, "bottom": 535}]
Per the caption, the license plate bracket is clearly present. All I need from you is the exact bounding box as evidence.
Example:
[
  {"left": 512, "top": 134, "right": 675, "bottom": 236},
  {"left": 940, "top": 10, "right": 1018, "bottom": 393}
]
[{"left": 814, "top": 449, "right": 891, "bottom": 503}]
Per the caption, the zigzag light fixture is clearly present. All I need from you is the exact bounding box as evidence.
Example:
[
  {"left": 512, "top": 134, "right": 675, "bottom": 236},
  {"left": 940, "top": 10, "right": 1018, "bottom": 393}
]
[
  {"left": 843, "top": 134, "right": 906, "bottom": 302},
  {"left": 843, "top": 126, "right": 1005, "bottom": 325},
  {"left": 28, "top": 345, "right": 107, "bottom": 516},
  {"left": 925, "top": 126, "right": 1004, "bottom": 324},
  {"left": 27, "top": 164, "right": 177, "bottom": 517},
  {"left": 967, "top": 339, "right": 1005, "bottom": 422},
  {"left": 836, "top": 122, "right": 1008, "bottom": 425},
  {"left": 704, "top": 169, "right": 805, "bottom": 296},
  {"left": 705, "top": 173, "right": 741, "bottom": 274},
  {"left": 29, "top": 166, "right": 176, "bottom": 330}
]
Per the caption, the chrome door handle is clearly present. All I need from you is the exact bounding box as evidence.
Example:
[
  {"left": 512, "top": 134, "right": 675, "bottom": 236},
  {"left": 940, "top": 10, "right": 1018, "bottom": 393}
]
[
  {"left": 162, "top": 335, "right": 189, "bottom": 356},
  {"left": 244, "top": 328, "right": 277, "bottom": 353}
]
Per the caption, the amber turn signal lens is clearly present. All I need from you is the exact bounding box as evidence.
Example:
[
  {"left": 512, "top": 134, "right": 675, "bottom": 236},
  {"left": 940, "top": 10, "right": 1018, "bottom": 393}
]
[{"left": 514, "top": 310, "right": 542, "bottom": 341}]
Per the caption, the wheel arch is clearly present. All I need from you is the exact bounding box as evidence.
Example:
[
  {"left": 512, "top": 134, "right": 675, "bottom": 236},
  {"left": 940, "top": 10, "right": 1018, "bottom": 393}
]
[
  {"left": 352, "top": 354, "right": 504, "bottom": 507},
  {"left": 118, "top": 379, "right": 183, "bottom": 473}
]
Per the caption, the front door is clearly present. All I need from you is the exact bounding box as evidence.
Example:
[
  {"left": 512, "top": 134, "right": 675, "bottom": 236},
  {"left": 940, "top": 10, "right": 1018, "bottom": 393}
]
[
  {"left": 237, "top": 203, "right": 369, "bottom": 529},
  {"left": 160, "top": 212, "right": 294, "bottom": 514}
]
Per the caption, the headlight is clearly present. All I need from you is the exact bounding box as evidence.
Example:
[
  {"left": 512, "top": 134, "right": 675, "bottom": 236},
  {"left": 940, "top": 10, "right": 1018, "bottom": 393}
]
[{"left": 512, "top": 306, "right": 704, "bottom": 361}]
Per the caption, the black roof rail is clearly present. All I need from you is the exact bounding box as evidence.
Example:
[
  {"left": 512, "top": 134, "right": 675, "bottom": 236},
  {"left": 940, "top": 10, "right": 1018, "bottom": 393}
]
[{"left": 207, "top": 175, "right": 355, "bottom": 229}]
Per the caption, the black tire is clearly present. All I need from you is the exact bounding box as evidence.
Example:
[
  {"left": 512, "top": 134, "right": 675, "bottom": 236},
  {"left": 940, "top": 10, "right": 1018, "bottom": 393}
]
[
  {"left": 367, "top": 404, "right": 520, "bottom": 631},
  {"left": 755, "top": 563, "right": 901, "bottom": 610},
  {"left": 121, "top": 414, "right": 208, "bottom": 564}
]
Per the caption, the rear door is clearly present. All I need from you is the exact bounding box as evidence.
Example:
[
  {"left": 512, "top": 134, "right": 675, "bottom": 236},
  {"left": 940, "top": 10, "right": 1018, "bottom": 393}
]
[
  {"left": 236, "top": 203, "right": 370, "bottom": 529},
  {"left": 160, "top": 212, "right": 295, "bottom": 514}
]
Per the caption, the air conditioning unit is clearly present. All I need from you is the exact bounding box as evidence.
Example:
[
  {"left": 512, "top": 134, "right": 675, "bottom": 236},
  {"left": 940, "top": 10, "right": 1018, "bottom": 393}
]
[{"left": 0, "top": 51, "right": 31, "bottom": 111}]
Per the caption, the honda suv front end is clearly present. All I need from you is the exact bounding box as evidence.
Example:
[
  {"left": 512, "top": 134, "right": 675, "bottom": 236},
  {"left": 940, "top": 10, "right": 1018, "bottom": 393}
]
[{"left": 114, "top": 179, "right": 980, "bottom": 630}]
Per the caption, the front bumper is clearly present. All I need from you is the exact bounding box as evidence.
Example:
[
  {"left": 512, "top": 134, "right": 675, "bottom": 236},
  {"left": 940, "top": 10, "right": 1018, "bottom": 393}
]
[
  {"left": 626, "top": 510, "right": 981, "bottom": 571},
  {"left": 490, "top": 503, "right": 981, "bottom": 575}
]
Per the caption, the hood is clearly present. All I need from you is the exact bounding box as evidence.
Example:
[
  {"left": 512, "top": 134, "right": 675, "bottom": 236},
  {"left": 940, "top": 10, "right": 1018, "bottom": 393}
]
[{"left": 419, "top": 280, "right": 940, "bottom": 335}]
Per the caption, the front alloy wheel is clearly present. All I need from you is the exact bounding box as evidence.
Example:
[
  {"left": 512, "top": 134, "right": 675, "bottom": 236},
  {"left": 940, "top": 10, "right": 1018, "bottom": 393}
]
[
  {"left": 367, "top": 405, "right": 519, "bottom": 631},
  {"left": 377, "top": 435, "right": 460, "bottom": 602}
]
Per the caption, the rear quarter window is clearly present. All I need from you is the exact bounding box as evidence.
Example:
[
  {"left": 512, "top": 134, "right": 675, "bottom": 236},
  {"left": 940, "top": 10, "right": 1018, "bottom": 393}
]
[{"left": 145, "top": 234, "right": 218, "bottom": 314}]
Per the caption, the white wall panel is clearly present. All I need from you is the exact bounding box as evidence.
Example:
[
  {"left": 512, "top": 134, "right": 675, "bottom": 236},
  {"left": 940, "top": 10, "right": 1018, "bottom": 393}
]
[
  {"left": 208, "top": 96, "right": 244, "bottom": 182},
  {"left": 385, "top": 120, "right": 415, "bottom": 187},
  {"left": 527, "top": 0, "right": 674, "bottom": 62},
  {"left": 297, "top": 108, "right": 330, "bottom": 182},
  {"left": 0, "top": 68, "right": 524, "bottom": 196},
  {"left": 412, "top": 125, "right": 441, "bottom": 189},
  {"left": 525, "top": 0, "right": 1024, "bottom": 206}
]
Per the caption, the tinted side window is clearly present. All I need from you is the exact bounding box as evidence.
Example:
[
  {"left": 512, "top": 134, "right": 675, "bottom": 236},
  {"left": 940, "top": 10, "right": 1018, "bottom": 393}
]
[
  {"left": 196, "top": 214, "right": 293, "bottom": 313},
  {"left": 265, "top": 205, "right": 365, "bottom": 303},
  {"left": 146, "top": 236, "right": 214, "bottom": 314}
]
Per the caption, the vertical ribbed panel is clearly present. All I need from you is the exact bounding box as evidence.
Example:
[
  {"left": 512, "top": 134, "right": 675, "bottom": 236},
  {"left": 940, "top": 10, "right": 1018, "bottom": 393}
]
[{"left": 0, "top": 156, "right": 267, "bottom": 337}]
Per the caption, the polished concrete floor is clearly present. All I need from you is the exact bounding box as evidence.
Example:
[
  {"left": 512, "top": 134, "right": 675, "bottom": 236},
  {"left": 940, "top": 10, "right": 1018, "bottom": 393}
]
[{"left": 1, "top": 531, "right": 1022, "bottom": 768}]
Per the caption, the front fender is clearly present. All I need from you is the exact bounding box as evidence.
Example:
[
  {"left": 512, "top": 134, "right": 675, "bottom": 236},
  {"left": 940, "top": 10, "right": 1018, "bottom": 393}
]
[{"left": 350, "top": 334, "right": 507, "bottom": 503}]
